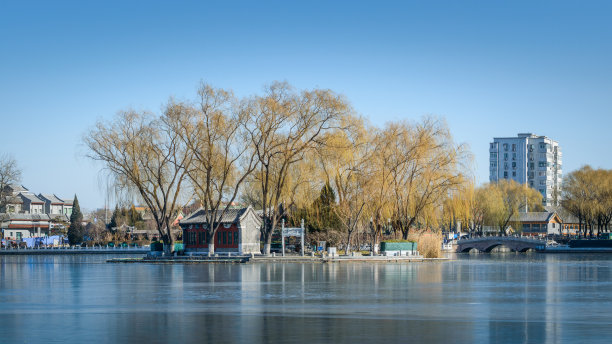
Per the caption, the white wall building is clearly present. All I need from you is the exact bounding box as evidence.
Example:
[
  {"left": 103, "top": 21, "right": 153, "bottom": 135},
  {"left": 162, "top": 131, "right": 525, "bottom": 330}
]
[{"left": 489, "top": 133, "right": 562, "bottom": 206}]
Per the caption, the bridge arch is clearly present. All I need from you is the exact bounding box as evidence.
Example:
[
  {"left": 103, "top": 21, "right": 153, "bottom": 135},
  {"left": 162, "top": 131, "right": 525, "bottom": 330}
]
[
  {"left": 482, "top": 243, "right": 512, "bottom": 252},
  {"left": 456, "top": 236, "right": 546, "bottom": 253}
]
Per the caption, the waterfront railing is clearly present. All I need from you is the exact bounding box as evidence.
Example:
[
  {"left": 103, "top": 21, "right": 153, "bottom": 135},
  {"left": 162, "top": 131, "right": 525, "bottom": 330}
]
[{"left": 1, "top": 245, "right": 149, "bottom": 252}]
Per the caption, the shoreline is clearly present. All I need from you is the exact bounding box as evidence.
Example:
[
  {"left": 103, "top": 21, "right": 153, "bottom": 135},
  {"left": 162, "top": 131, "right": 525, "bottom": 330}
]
[{"left": 106, "top": 255, "right": 445, "bottom": 264}]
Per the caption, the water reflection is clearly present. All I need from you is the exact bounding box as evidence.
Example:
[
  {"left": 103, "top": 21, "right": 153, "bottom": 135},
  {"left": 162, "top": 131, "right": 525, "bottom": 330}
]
[{"left": 2, "top": 254, "right": 612, "bottom": 343}]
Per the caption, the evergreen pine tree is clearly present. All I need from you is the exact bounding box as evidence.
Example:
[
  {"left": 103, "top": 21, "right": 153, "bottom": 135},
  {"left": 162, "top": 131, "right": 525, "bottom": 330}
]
[
  {"left": 67, "top": 195, "right": 84, "bottom": 245},
  {"left": 108, "top": 205, "right": 119, "bottom": 229},
  {"left": 309, "top": 182, "right": 341, "bottom": 231}
]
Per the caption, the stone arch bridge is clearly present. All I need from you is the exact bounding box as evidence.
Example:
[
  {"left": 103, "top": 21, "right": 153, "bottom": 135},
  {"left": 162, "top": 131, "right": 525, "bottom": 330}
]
[{"left": 456, "top": 237, "right": 546, "bottom": 253}]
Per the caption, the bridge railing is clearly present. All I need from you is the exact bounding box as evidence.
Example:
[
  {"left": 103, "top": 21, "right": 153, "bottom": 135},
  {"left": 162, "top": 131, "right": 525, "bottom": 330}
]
[{"left": 457, "top": 236, "right": 546, "bottom": 244}]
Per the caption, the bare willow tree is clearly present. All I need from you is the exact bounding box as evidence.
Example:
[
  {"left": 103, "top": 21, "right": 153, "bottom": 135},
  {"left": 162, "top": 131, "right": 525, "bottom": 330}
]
[
  {"left": 316, "top": 115, "right": 371, "bottom": 253},
  {"left": 0, "top": 154, "right": 22, "bottom": 213},
  {"left": 246, "top": 82, "right": 349, "bottom": 255},
  {"left": 85, "top": 107, "right": 192, "bottom": 254},
  {"left": 362, "top": 126, "right": 394, "bottom": 252},
  {"left": 562, "top": 166, "right": 612, "bottom": 237},
  {"left": 166, "top": 83, "right": 259, "bottom": 254},
  {"left": 388, "top": 118, "right": 467, "bottom": 239}
]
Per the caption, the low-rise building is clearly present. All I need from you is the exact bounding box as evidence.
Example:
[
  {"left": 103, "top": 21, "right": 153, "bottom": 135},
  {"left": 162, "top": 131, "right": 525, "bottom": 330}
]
[
  {"left": 38, "top": 194, "right": 66, "bottom": 216},
  {"left": 512, "top": 212, "right": 563, "bottom": 236},
  {"left": 179, "top": 206, "right": 261, "bottom": 254},
  {"left": 19, "top": 193, "right": 45, "bottom": 214},
  {"left": 0, "top": 195, "right": 23, "bottom": 213},
  {"left": 0, "top": 214, "right": 51, "bottom": 240},
  {"left": 3, "top": 184, "right": 28, "bottom": 195}
]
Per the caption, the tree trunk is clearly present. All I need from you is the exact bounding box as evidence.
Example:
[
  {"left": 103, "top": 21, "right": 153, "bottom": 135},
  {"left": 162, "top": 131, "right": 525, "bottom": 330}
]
[
  {"left": 263, "top": 231, "right": 272, "bottom": 255},
  {"left": 207, "top": 231, "right": 216, "bottom": 255},
  {"left": 162, "top": 233, "right": 174, "bottom": 256},
  {"left": 346, "top": 230, "right": 353, "bottom": 254}
]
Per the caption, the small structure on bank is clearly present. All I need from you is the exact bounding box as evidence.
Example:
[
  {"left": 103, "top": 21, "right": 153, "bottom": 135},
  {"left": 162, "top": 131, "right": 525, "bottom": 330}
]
[
  {"left": 511, "top": 211, "right": 562, "bottom": 236},
  {"left": 179, "top": 206, "right": 261, "bottom": 254},
  {"left": 380, "top": 241, "right": 419, "bottom": 256},
  {"left": 0, "top": 214, "right": 51, "bottom": 240}
]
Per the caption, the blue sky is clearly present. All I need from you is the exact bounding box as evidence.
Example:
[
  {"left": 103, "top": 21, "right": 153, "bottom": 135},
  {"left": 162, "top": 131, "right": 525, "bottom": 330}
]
[{"left": 1, "top": 0, "right": 611, "bottom": 211}]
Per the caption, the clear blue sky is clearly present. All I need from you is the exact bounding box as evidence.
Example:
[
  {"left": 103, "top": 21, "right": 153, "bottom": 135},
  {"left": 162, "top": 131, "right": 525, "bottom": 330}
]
[{"left": 1, "top": 0, "right": 611, "bottom": 211}]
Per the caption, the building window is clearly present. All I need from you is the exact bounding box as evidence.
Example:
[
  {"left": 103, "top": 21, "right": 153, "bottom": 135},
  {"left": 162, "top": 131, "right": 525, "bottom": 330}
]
[
  {"left": 512, "top": 162, "right": 516, "bottom": 168},
  {"left": 512, "top": 171, "right": 516, "bottom": 177},
  {"left": 503, "top": 143, "right": 508, "bottom": 151},
  {"left": 504, "top": 171, "right": 508, "bottom": 178},
  {"left": 234, "top": 232, "right": 238, "bottom": 245},
  {"left": 512, "top": 153, "right": 516, "bottom": 160},
  {"left": 512, "top": 144, "right": 516, "bottom": 152}
]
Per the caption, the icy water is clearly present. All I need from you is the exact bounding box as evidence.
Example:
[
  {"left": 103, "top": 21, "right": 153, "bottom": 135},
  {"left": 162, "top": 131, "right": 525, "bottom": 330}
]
[{"left": 1, "top": 253, "right": 612, "bottom": 343}]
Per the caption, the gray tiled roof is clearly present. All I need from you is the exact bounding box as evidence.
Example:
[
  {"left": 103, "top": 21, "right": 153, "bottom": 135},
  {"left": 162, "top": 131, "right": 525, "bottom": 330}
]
[
  {"left": 180, "top": 207, "right": 249, "bottom": 225},
  {"left": 38, "top": 194, "right": 64, "bottom": 204},
  {"left": 6, "top": 184, "right": 28, "bottom": 193},
  {"left": 19, "top": 193, "right": 44, "bottom": 204},
  {"left": 511, "top": 212, "right": 555, "bottom": 223},
  {"left": 59, "top": 197, "right": 73, "bottom": 206},
  {"left": 545, "top": 206, "right": 579, "bottom": 223},
  {"left": 0, "top": 213, "right": 51, "bottom": 221}
]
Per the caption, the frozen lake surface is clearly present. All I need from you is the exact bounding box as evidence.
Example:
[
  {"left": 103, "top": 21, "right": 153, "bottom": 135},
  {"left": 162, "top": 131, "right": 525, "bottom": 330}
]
[{"left": 1, "top": 253, "right": 612, "bottom": 343}]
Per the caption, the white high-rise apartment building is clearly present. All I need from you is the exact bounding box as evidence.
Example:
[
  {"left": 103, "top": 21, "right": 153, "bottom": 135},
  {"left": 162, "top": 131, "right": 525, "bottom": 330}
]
[{"left": 489, "top": 133, "right": 562, "bottom": 206}]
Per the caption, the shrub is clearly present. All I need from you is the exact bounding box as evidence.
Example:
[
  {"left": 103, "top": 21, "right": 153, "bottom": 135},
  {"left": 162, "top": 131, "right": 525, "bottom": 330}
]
[{"left": 407, "top": 231, "right": 442, "bottom": 258}]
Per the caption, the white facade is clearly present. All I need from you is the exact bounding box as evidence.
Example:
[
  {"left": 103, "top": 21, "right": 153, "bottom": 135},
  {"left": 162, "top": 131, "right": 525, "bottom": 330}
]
[{"left": 489, "top": 133, "right": 562, "bottom": 206}]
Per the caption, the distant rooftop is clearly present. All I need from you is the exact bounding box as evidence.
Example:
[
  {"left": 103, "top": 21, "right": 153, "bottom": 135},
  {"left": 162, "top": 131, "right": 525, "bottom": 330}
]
[
  {"left": 19, "top": 192, "right": 44, "bottom": 204},
  {"left": 493, "top": 133, "right": 557, "bottom": 143},
  {"left": 58, "top": 196, "right": 73, "bottom": 206},
  {"left": 0, "top": 213, "right": 51, "bottom": 221},
  {"left": 6, "top": 184, "right": 28, "bottom": 193},
  {"left": 38, "top": 194, "right": 64, "bottom": 204}
]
